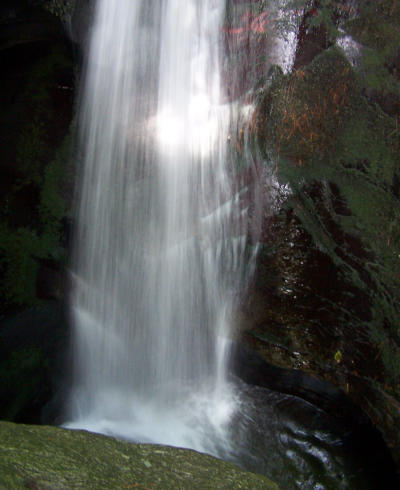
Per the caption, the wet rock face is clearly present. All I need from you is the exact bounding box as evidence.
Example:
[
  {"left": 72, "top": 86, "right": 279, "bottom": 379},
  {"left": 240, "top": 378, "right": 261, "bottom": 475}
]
[
  {"left": 221, "top": 0, "right": 277, "bottom": 101},
  {"left": 243, "top": 0, "right": 400, "bottom": 466}
]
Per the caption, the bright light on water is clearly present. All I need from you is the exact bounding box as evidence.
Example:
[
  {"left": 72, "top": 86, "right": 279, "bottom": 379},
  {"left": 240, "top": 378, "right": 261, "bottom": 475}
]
[
  {"left": 151, "top": 93, "right": 224, "bottom": 158},
  {"left": 152, "top": 111, "right": 184, "bottom": 149}
]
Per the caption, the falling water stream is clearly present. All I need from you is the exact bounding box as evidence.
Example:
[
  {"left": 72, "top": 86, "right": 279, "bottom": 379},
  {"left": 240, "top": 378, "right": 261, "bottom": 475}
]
[
  {"left": 65, "top": 1, "right": 397, "bottom": 488},
  {"left": 67, "top": 0, "right": 253, "bottom": 453}
]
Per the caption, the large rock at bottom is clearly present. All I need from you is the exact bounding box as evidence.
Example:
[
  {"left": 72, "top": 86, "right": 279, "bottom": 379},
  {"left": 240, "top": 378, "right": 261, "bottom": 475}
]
[{"left": 0, "top": 421, "right": 278, "bottom": 489}]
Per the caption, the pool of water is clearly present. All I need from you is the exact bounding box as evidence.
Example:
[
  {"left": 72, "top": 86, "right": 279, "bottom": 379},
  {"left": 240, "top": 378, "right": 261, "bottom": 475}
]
[
  {"left": 66, "top": 374, "right": 398, "bottom": 490},
  {"left": 219, "top": 379, "right": 398, "bottom": 489}
]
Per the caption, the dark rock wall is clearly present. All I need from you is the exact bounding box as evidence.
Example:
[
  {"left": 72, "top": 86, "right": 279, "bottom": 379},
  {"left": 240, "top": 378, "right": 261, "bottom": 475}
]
[
  {"left": 0, "top": 302, "right": 69, "bottom": 423},
  {"left": 0, "top": 0, "right": 76, "bottom": 422},
  {"left": 240, "top": 0, "right": 400, "bottom": 465},
  {"left": 0, "top": 0, "right": 76, "bottom": 313}
]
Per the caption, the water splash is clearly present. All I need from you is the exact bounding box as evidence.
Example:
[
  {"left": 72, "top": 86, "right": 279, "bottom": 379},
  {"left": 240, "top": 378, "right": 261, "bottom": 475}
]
[{"left": 66, "top": 0, "right": 255, "bottom": 454}]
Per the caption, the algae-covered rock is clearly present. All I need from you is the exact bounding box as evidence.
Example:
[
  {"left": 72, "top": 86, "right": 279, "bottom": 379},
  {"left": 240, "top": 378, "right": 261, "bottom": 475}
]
[{"left": 0, "top": 421, "right": 278, "bottom": 489}]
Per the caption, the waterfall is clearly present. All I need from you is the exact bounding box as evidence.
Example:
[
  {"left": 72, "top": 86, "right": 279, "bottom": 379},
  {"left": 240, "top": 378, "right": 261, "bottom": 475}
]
[{"left": 66, "top": 0, "right": 256, "bottom": 452}]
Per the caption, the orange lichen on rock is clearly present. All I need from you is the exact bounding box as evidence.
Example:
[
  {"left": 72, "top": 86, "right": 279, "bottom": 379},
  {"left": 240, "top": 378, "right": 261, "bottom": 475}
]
[
  {"left": 252, "top": 50, "right": 356, "bottom": 167},
  {"left": 276, "top": 64, "right": 352, "bottom": 163}
]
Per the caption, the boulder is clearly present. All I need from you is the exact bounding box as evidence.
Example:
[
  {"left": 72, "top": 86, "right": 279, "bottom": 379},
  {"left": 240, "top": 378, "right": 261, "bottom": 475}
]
[{"left": 0, "top": 421, "right": 278, "bottom": 489}]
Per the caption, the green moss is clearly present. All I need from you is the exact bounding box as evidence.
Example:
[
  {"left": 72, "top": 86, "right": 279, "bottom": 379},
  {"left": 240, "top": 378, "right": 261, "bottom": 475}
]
[
  {"left": 15, "top": 46, "right": 72, "bottom": 190},
  {"left": 0, "top": 348, "right": 45, "bottom": 421},
  {"left": 0, "top": 422, "right": 279, "bottom": 489},
  {"left": 0, "top": 44, "right": 73, "bottom": 312},
  {"left": 306, "top": 0, "right": 341, "bottom": 42},
  {"left": 0, "top": 227, "right": 41, "bottom": 307},
  {"left": 345, "top": 0, "right": 400, "bottom": 97},
  {"left": 0, "top": 127, "right": 72, "bottom": 309},
  {"left": 38, "top": 132, "right": 71, "bottom": 258}
]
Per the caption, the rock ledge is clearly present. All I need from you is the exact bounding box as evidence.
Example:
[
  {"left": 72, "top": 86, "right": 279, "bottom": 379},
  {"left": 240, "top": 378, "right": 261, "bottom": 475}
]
[{"left": 0, "top": 421, "right": 278, "bottom": 489}]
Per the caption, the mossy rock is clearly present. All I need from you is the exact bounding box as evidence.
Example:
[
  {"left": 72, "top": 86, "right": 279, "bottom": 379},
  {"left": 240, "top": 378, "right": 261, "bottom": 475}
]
[
  {"left": 250, "top": 28, "right": 400, "bottom": 463},
  {"left": 0, "top": 40, "right": 74, "bottom": 312},
  {"left": 0, "top": 421, "right": 278, "bottom": 489},
  {"left": 254, "top": 43, "right": 400, "bottom": 378},
  {"left": 255, "top": 46, "right": 358, "bottom": 165}
]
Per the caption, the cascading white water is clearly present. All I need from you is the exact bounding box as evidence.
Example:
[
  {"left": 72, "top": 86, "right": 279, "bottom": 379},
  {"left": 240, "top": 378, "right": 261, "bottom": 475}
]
[{"left": 66, "top": 0, "right": 255, "bottom": 452}]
